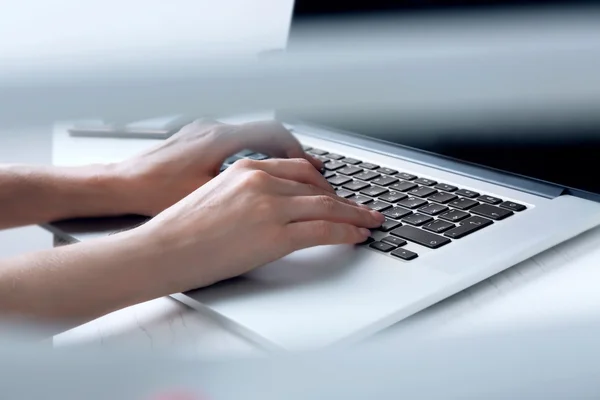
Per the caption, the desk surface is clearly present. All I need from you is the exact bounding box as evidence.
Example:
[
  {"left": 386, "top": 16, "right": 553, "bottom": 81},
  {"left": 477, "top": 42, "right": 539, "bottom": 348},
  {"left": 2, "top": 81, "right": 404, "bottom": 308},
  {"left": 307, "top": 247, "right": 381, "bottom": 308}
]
[{"left": 52, "top": 117, "right": 600, "bottom": 356}]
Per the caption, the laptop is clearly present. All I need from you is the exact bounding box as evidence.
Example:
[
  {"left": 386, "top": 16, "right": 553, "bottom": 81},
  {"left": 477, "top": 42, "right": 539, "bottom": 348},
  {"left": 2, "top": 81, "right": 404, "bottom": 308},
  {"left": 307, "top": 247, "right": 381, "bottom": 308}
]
[{"left": 46, "top": 0, "right": 600, "bottom": 351}]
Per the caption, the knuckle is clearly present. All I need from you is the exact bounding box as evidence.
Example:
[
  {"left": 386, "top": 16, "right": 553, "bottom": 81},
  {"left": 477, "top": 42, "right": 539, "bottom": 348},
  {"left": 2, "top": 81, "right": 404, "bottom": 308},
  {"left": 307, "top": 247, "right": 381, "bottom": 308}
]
[
  {"left": 242, "top": 170, "right": 271, "bottom": 188},
  {"left": 234, "top": 158, "right": 257, "bottom": 170},
  {"left": 316, "top": 195, "right": 337, "bottom": 212}
]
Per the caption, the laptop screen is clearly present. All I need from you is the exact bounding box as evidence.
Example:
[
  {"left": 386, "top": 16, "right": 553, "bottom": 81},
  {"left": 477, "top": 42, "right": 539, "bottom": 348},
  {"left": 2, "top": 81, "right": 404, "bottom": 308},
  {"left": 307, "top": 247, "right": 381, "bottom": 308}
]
[{"left": 283, "top": 0, "right": 600, "bottom": 197}]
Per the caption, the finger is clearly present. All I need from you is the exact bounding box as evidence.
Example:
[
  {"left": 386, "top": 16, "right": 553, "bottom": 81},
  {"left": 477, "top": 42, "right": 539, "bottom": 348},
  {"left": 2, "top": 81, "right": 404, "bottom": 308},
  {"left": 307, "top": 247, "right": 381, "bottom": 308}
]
[
  {"left": 284, "top": 195, "right": 385, "bottom": 228},
  {"left": 218, "top": 120, "right": 323, "bottom": 169},
  {"left": 285, "top": 221, "right": 372, "bottom": 251},
  {"left": 238, "top": 158, "right": 334, "bottom": 193}
]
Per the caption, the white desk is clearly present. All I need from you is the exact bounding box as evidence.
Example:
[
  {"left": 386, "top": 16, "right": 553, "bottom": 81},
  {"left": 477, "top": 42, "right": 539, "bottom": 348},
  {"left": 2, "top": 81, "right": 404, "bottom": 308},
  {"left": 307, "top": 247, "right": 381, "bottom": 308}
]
[{"left": 51, "top": 118, "right": 600, "bottom": 356}]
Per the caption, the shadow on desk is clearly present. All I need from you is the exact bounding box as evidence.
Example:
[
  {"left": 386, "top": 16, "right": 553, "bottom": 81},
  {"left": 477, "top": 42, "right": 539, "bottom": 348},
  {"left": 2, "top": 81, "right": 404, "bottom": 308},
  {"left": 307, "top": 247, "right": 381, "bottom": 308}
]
[{"left": 42, "top": 215, "right": 150, "bottom": 245}]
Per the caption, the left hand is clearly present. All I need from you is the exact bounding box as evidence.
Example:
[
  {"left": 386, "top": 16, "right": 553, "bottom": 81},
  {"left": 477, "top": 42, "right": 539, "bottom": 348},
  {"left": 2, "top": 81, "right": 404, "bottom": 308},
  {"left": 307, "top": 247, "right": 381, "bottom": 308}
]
[{"left": 114, "top": 119, "right": 324, "bottom": 216}]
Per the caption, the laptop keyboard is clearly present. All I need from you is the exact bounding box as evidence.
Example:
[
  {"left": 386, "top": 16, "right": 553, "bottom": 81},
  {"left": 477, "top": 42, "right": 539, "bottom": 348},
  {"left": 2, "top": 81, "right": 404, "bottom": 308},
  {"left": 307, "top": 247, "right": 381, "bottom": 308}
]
[{"left": 220, "top": 146, "right": 527, "bottom": 261}]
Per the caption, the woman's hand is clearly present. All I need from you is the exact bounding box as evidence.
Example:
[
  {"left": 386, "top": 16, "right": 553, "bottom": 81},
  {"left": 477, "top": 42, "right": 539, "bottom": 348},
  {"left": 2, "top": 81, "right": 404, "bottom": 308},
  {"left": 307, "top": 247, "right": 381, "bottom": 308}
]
[
  {"left": 115, "top": 119, "right": 323, "bottom": 216},
  {"left": 135, "top": 157, "right": 384, "bottom": 292}
]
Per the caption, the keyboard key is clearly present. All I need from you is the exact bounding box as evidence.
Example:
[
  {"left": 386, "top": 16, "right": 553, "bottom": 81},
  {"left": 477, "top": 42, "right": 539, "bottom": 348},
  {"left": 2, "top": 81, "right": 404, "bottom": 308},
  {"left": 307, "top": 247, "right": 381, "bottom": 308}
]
[
  {"left": 367, "top": 201, "right": 393, "bottom": 212},
  {"left": 343, "top": 157, "right": 362, "bottom": 165},
  {"left": 301, "top": 145, "right": 312, "bottom": 151},
  {"left": 439, "top": 209, "right": 470, "bottom": 222},
  {"left": 324, "top": 161, "right": 346, "bottom": 171},
  {"left": 360, "top": 186, "right": 388, "bottom": 197},
  {"left": 455, "top": 189, "right": 479, "bottom": 198},
  {"left": 408, "top": 186, "right": 437, "bottom": 198},
  {"left": 248, "top": 153, "right": 269, "bottom": 160},
  {"left": 359, "top": 236, "right": 375, "bottom": 245},
  {"left": 308, "top": 148, "right": 328, "bottom": 155},
  {"left": 358, "top": 162, "right": 379, "bottom": 170},
  {"left": 382, "top": 236, "right": 407, "bottom": 247},
  {"left": 349, "top": 194, "right": 373, "bottom": 205},
  {"left": 371, "top": 176, "right": 399, "bottom": 187},
  {"left": 237, "top": 149, "right": 255, "bottom": 157},
  {"left": 354, "top": 171, "right": 381, "bottom": 181},
  {"left": 376, "top": 167, "right": 398, "bottom": 175},
  {"left": 391, "top": 248, "right": 418, "bottom": 260},
  {"left": 327, "top": 175, "right": 352, "bottom": 186},
  {"left": 219, "top": 165, "right": 228, "bottom": 173},
  {"left": 325, "top": 153, "right": 345, "bottom": 160},
  {"left": 419, "top": 203, "right": 449, "bottom": 216},
  {"left": 335, "top": 189, "right": 354, "bottom": 198},
  {"left": 478, "top": 195, "right": 502, "bottom": 205},
  {"left": 449, "top": 198, "right": 479, "bottom": 210},
  {"left": 378, "top": 218, "right": 402, "bottom": 232},
  {"left": 389, "top": 181, "right": 418, "bottom": 192},
  {"left": 338, "top": 165, "right": 363, "bottom": 176},
  {"left": 343, "top": 180, "right": 370, "bottom": 191},
  {"left": 434, "top": 183, "right": 458, "bottom": 192},
  {"left": 369, "top": 241, "right": 395, "bottom": 252},
  {"left": 382, "top": 207, "right": 412, "bottom": 220},
  {"left": 423, "top": 219, "right": 455, "bottom": 233},
  {"left": 444, "top": 216, "right": 493, "bottom": 239},
  {"left": 391, "top": 225, "right": 451, "bottom": 249},
  {"left": 313, "top": 155, "right": 329, "bottom": 163},
  {"left": 225, "top": 155, "right": 243, "bottom": 164},
  {"left": 397, "top": 173, "right": 417, "bottom": 180},
  {"left": 500, "top": 201, "right": 527, "bottom": 212},
  {"left": 414, "top": 178, "right": 437, "bottom": 186},
  {"left": 428, "top": 192, "right": 458, "bottom": 204},
  {"left": 470, "top": 204, "right": 514, "bottom": 220},
  {"left": 323, "top": 170, "right": 336, "bottom": 179},
  {"left": 378, "top": 191, "right": 407, "bottom": 203},
  {"left": 397, "top": 197, "right": 428, "bottom": 209},
  {"left": 402, "top": 213, "right": 433, "bottom": 226}
]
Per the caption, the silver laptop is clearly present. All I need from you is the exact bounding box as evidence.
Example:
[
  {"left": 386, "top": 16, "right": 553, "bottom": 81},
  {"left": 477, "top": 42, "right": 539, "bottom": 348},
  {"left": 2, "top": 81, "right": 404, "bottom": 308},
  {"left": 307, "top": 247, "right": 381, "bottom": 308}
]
[{"left": 46, "top": 0, "right": 600, "bottom": 351}]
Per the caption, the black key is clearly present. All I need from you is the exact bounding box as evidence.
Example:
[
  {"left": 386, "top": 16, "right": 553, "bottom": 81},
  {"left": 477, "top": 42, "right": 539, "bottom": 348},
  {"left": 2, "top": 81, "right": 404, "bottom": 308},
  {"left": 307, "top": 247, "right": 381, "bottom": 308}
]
[
  {"left": 470, "top": 204, "right": 514, "bottom": 220},
  {"left": 308, "top": 148, "right": 328, "bottom": 155},
  {"left": 444, "top": 216, "right": 493, "bottom": 239},
  {"left": 391, "top": 225, "right": 451, "bottom": 249},
  {"left": 325, "top": 153, "right": 345, "bottom": 160},
  {"left": 439, "top": 209, "right": 470, "bottom": 222},
  {"left": 419, "top": 203, "right": 449, "bottom": 216},
  {"left": 335, "top": 188, "right": 354, "bottom": 198},
  {"left": 391, "top": 248, "right": 418, "bottom": 260},
  {"left": 382, "top": 236, "right": 407, "bottom": 247},
  {"left": 378, "top": 191, "right": 407, "bottom": 203},
  {"left": 369, "top": 241, "right": 395, "bottom": 252},
  {"left": 301, "top": 145, "right": 312, "bottom": 151},
  {"left": 422, "top": 219, "right": 455, "bottom": 234},
  {"left": 434, "top": 183, "right": 458, "bottom": 192},
  {"left": 428, "top": 192, "right": 458, "bottom": 204},
  {"left": 397, "top": 173, "right": 417, "bottom": 180},
  {"left": 397, "top": 196, "right": 428, "bottom": 209},
  {"left": 414, "top": 178, "right": 437, "bottom": 186},
  {"left": 360, "top": 186, "right": 388, "bottom": 197},
  {"left": 478, "top": 195, "right": 502, "bottom": 205},
  {"left": 359, "top": 162, "right": 379, "bottom": 170},
  {"left": 449, "top": 198, "right": 479, "bottom": 210},
  {"left": 349, "top": 194, "right": 373, "bottom": 205},
  {"left": 389, "top": 181, "right": 418, "bottom": 192},
  {"left": 219, "top": 165, "right": 228, "bottom": 173},
  {"left": 338, "top": 166, "right": 363, "bottom": 176},
  {"left": 343, "top": 180, "right": 370, "bottom": 191},
  {"left": 354, "top": 170, "right": 381, "bottom": 181},
  {"left": 378, "top": 218, "right": 402, "bottom": 232},
  {"left": 224, "top": 155, "right": 243, "bottom": 164},
  {"left": 343, "top": 157, "right": 362, "bottom": 165},
  {"left": 323, "top": 170, "right": 336, "bottom": 179},
  {"left": 359, "top": 236, "right": 375, "bottom": 245},
  {"left": 371, "top": 176, "right": 399, "bottom": 187},
  {"left": 402, "top": 213, "right": 433, "bottom": 226},
  {"left": 324, "top": 161, "right": 346, "bottom": 171},
  {"left": 248, "top": 152, "right": 269, "bottom": 160},
  {"left": 376, "top": 167, "right": 398, "bottom": 175},
  {"left": 368, "top": 201, "right": 392, "bottom": 212},
  {"left": 456, "top": 189, "right": 479, "bottom": 198},
  {"left": 314, "top": 155, "right": 329, "bottom": 163},
  {"left": 382, "top": 207, "right": 412, "bottom": 220},
  {"left": 408, "top": 186, "right": 437, "bottom": 198},
  {"left": 327, "top": 175, "right": 352, "bottom": 186},
  {"left": 499, "top": 201, "right": 527, "bottom": 212}
]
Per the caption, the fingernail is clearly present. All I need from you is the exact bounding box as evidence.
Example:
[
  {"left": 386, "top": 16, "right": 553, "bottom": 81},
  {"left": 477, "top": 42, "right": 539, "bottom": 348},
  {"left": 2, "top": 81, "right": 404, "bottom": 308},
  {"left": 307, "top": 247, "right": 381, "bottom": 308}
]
[{"left": 359, "top": 228, "right": 371, "bottom": 237}]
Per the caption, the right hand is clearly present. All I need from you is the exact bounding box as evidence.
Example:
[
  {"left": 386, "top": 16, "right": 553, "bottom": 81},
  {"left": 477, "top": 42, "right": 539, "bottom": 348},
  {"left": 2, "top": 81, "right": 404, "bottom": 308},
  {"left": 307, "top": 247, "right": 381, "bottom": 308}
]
[{"left": 135, "top": 157, "right": 384, "bottom": 293}]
